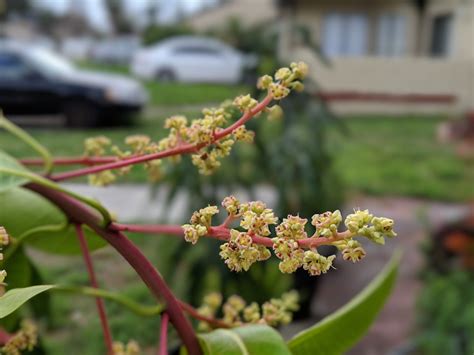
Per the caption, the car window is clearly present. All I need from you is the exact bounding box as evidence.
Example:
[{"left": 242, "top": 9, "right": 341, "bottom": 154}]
[
  {"left": 172, "top": 45, "right": 222, "bottom": 56},
  {"left": 0, "top": 51, "right": 30, "bottom": 80}
]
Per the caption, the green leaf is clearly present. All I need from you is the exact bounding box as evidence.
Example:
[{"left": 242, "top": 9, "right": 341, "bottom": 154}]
[
  {"left": 0, "top": 187, "right": 107, "bottom": 255},
  {"left": 198, "top": 324, "right": 291, "bottom": 355},
  {"left": 28, "top": 260, "right": 53, "bottom": 322},
  {"left": 0, "top": 247, "right": 33, "bottom": 330},
  {"left": 0, "top": 116, "right": 53, "bottom": 174},
  {"left": 288, "top": 252, "right": 400, "bottom": 355},
  {"left": 0, "top": 285, "right": 55, "bottom": 319},
  {"left": 0, "top": 150, "right": 30, "bottom": 191},
  {"left": 55, "top": 286, "right": 164, "bottom": 317}
]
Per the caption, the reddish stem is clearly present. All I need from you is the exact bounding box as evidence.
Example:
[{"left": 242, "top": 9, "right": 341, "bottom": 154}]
[
  {"left": 179, "top": 301, "right": 231, "bottom": 329},
  {"left": 49, "top": 94, "right": 273, "bottom": 182},
  {"left": 20, "top": 156, "right": 118, "bottom": 166},
  {"left": 27, "top": 183, "right": 202, "bottom": 355},
  {"left": 0, "top": 329, "right": 12, "bottom": 345},
  {"left": 159, "top": 313, "right": 169, "bottom": 355},
  {"left": 74, "top": 224, "right": 114, "bottom": 355},
  {"left": 110, "top": 223, "right": 184, "bottom": 235},
  {"left": 111, "top": 223, "right": 352, "bottom": 249}
]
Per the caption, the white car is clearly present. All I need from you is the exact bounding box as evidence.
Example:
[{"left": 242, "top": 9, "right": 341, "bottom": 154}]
[{"left": 131, "top": 36, "right": 256, "bottom": 84}]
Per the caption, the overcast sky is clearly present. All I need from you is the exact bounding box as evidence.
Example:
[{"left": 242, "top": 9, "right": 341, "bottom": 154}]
[{"left": 33, "top": 0, "right": 218, "bottom": 31}]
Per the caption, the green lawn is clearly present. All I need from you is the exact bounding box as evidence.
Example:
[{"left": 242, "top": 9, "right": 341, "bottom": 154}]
[
  {"left": 1, "top": 115, "right": 472, "bottom": 202},
  {"left": 329, "top": 115, "right": 474, "bottom": 202},
  {"left": 77, "top": 61, "right": 250, "bottom": 106}
]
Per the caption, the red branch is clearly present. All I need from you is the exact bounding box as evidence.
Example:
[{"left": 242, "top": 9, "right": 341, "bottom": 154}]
[
  {"left": 27, "top": 183, "right": 202, "bottom": 355},
  {"left": 159, "top": 312, "right": 169, "bottom": 355},
  {"left": 110, "top": 223, "right": 352, "bottom": 249},
  {"left": 48, "top": 94, "right": 273, "bottom": 182},
  {"left": 0, "top": 329, "right": 12, "bottom": 345},
  {"left": 74, "top": 224, "right": 114, "bottom": 355},
  {"left": 20, "top": 156, "right": 118, "bottom": 166},
  {"left": 179, "top": 301, "right": 231, "bottom": 329}
]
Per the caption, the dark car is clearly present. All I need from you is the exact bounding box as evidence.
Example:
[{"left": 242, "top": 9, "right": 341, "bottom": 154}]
[{"left": 0, "top": 42, "right": 147, "bottom": 127}]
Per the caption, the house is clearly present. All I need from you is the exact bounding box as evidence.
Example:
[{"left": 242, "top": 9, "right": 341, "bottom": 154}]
[
  {"left": 189, "top": 0, "right": 474, "bottom": 115},
  {"left": 187, "top": 0, "right": 276, "bottom": 30}
]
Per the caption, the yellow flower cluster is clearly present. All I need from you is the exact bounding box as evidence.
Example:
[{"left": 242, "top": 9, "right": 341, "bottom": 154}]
[
  {"left": 0, "top": 226, "right": 9, "bottom": 284},
  {"left": 112, "top": 340, "right": 140, "bottom": 355},
  {"left": 197, "top": 291, "right": 299, "bottom": 330},
  {"left": 219, "top": 229, "right": 271, "bottom": 272},
  {"left": 182, "top": 206, "right": 219, "bottom": 244},
  {"left": 258, "top": 61, "right": 308, "bottom": 100},
  {"left": 185, "top": 197, "right": 397, "bottom": 276},
  {"left": 1, "top": 320, "right": 37, "bottom": 355}
]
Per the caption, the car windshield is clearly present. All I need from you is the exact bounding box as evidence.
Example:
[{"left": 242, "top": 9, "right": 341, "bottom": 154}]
[{"left": 28, "top": 48, "right": 76, "bottom": 78}]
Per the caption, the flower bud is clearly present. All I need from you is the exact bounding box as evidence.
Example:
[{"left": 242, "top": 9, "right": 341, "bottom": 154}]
[
  {"left": 341, "top": 240, "right": 366, "bottom": 262},
  {"left": 372, "top": 217, "right": 397, "bottom": 238},
  {"left": 266, "top": 105, "right": 283, "bottom": 121},
  {"left": 257, "top": 75, "right": 273, "bottom": 90},
  {"left": 233, "top": 94, "right": 258, "bottom": 112},
  {"left": 344, "top": 209, "right": 373, "bottom": 233},
  {"left": 276, "top": 215, "right": 308, "bottom": 240},
  {"left": 290, "top": 61, "right": 309, "bottom": 79},
  {"left": 222, "top": 195, "right": 240, "bottom": 216},
  {"left": 0, "top": 226, "right": 9, "bottom": 246},
  {"left": 275, "top": 67, "right": 292, "bottom": 81},
  {"left": 232, "top": 126, "right": 255, "bottom": 143},
  {"left": 243, "top": 302, "right": 261, "bottom": 323},
  {"left": 125, "top": 135, "right": 151, "bottom": 153},
  {"left": 84, "top": 136, "right": 110, "bottom": 156},
  {"left": 203, "top": 292, "right": 223, "bottom": 310},
  {"left": 269, "top": 83, "right": 290, "bottom": 100},
  {"left": 302, "top": 251, "right": 335, "bottom": 276}
]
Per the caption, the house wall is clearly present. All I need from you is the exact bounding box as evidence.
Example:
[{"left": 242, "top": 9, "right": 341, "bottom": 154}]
[
  {"left": 283, "top": 0, "right": 474, "bottom": 115},
  {"left": 187, "top": 0, "right": 276, "bottom": 31},
  {"left": 292, "top": 46, "right": 473, "bottom": 114},
  {"left": 421, "top": 0, "right": 474, "bottom": 59},
  {"left": 293, "top": 0, "right": 419, "bottom": 57}
]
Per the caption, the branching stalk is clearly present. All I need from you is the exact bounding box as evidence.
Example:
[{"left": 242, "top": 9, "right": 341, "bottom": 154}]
[
  {"left": 48, "top": 94, "right": 273, "bottom": 182},
  {"left": 74, "top": 224, "right": 114, "bottom": 355}
]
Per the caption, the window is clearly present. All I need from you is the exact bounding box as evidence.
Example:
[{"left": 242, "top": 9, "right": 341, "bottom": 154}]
[
  {"left": 0, "top": 51, "right": 29, "bottom": 80},
  {"left": 173, "top": 45, "right": 221, "bottom": 56},
  {"left": 430, "top": 14, "right": 453, "bottom": 57},
  {"left": 321, "top": 13, "right": 369, "bottom": 57},
  {"left": 376, "top": 14, "right": 406, "bottom": 56}
]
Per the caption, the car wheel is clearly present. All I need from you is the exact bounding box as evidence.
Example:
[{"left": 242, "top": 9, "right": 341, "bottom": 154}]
[
  {"left": 156, "top": 69, "right": 176, "bottom": 82},
  {"left": 63, "top": 101, "right": 99, "bottom": 128}
]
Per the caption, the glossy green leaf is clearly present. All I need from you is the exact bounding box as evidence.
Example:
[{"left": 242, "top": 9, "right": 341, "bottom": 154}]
[
  {"left": 0, "top": 285, "right": 55, "bottom": 318},
  {"left": 0, "top": 150, "right": 30, "bottom": 191},
  {"left": 198, "top": 324, "right": 291, "bottom": 355},
  {"left": 0, "top": 247, "right": 33, "bottom": 330},
  {"left": 0, "top": 187, "right": 107, "bottom": 255},
  {"left": 288, "top": 252, "right": 400, "bottom": 355}
]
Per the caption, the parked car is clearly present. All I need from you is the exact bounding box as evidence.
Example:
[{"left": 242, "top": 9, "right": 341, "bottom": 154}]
[
  {"left": 0, "top": 42, "right": 147, "bottom": 127},
  {"left": 131, "top": 36, "right": 257, "bottom": 84},
  {"left": 91, "top": 36, "right": 141, "bottom": 65}
]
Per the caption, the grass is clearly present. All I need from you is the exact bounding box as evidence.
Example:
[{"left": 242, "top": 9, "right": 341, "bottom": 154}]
[
  {"left": 1, "top": 115, "right": 472, "bottom": 202},
  {"left": 77, "top": 60, "right": 250, "bottom": 106},
  {"left": 329, "top": 115, "right": 474, "bottom": 202}
]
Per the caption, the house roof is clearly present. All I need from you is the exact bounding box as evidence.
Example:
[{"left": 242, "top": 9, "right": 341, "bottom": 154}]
[{"left": 187, "top": 0, "right": 277, "bottom": 31}]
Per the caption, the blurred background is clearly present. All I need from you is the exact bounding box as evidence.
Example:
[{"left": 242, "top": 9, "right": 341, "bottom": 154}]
[{"left": 1, "top": 0, "right": 474, "bottom": 354}]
